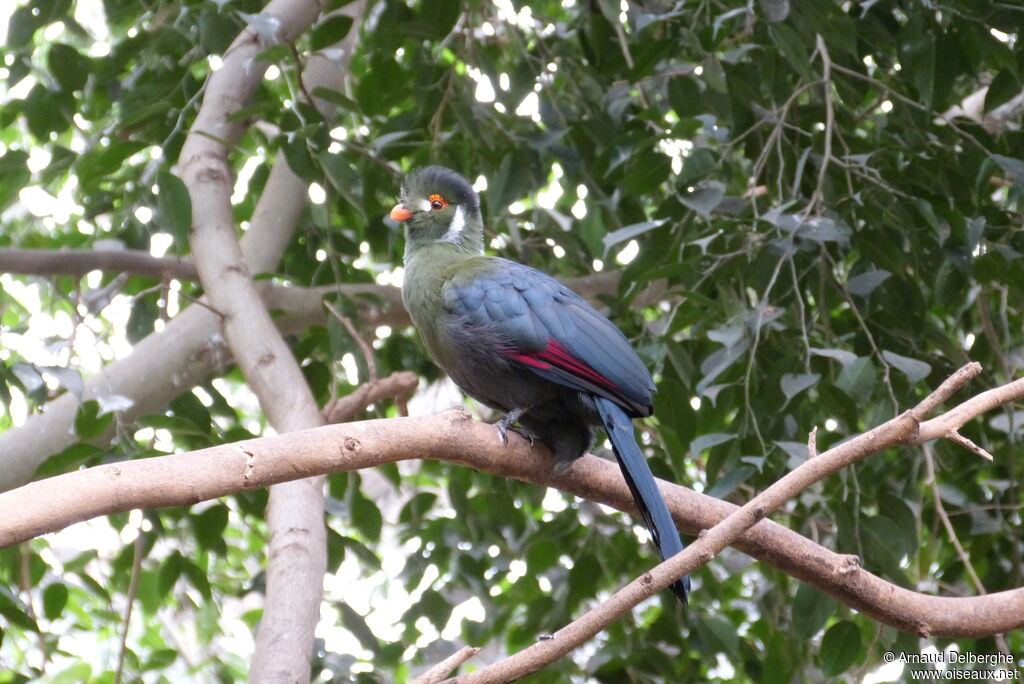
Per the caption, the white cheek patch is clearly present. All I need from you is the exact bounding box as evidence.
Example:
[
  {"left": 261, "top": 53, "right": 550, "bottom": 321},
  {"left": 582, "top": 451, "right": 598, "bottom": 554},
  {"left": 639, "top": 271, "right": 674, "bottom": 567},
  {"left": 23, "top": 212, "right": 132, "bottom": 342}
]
[
  {"left": 441, "top": 205, "right": 466, "bottom": 243},
  {"left": 417, "top": 198, "right": 432, "bottom": 212}
]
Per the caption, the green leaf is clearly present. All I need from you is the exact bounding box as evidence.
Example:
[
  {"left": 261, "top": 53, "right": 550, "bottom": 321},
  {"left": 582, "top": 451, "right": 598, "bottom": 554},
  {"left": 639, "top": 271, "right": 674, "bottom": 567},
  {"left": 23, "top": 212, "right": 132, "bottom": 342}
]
[
  {"left": 820, "top": 620, "right": 862, "bottom": 676},
  {"left": 48, "top": 43, "right": 91, "bottom": 92},
  {"left": 338, "top": 602, "right": 382, "bottom": 655},
  {"left": 679, "top": 181, "right": 725, "bottom": 217},
  {"left": 200, "top": 11, "right": 241, "bottom": 54},
  {"left": 991, "top": 155, "right": 1024, "bottom": 190},
  {"left": 398, "top": 492, "right": 437, "bottom": 525},
  {"left": 0, "top": 149, "right": 30, "bottom": 210},
  {"left": 76, "top": 141, "right": 147, "bottom": 190},
  {"left": 881, "top": 350, "right": 931, "bottom": 383},
  {"left": 0, "top": 588, "right": 37, "bottom": 631},
  {"left": 50, "top": 663, "right": 92, "bottom": 684},
  {"left": 282, "top": 137, "right": 318, "bottom": 182},
  {"left": 420, "top": 0, "right": 461, "bottom": 39},
  {"left": 699, "top": 614, "right": 741, "bottom": 656},
  {"left": 768, "top": 23, "right": 812, "bottom": 80},
  {"left": 860, "top": 515, "right": 908, "bottom": 574},
  {"left": 526, "top": 539, "right": 560, "bottom": 574},
  {"left": 679, "top": 147, "right": 716, "bottom": 184},
  {"left": 792, "top": 584, "right": 836, "bottom": 639},
  {"left": 351, "top": 487, "right": 383, "bottom": 542},
  {"left": 156, "top": 171, "right": 192, "bottom": 245},
  {"left": 38, "top": 365, "right": 83, "bottom": 400},
  {"left": 668, "top": 76, "right": 702, "bottom": 118},
  {"left": 701, "top": 55, "right": 728, "bottom": 92},
  {"left": 774, "top": 441, "right": 808, "bottom": 465},
  {"left": 36, "top": 443, "right": 104, "bottom": 478},
  {"left": 690, "top": 432, "right": 735, "bottom": 456},
  {"left": 809, "top": 347, "right": 857, "bottom": 367},
  {"left": 136, "top": 568, "right": 162, "bottom": 616},
  {"left": 23, "top": 84, "right": 73, "bottom": 138},
  {"left": 159, "top": 552, "right": 185, "bottom": 597},
  {"left": 835, "top": 357, "right": 876, "bottom": 403},
  {"left": 774, "top": 214, "right": 850, "bottom": 245},
  {"left": 42, "top": 583, "right": 68, "bottom": 620},
  {"left": 136, "top": 414, "right": 209, "bottom": 437},
  {"left": 780, "top": 373, "right": 819, "bottom": 399},
  {"left": 984, "top": 68, "right": 1020, "bottom": 113},
  {"left": 311, "top": 86, "right": 360, "bottom": 111},
  {"left": 73, "top": 400, "right": 115, "bottom": 440},
  {"left": 602, "top": 219, "right": 666, "bottom": 250},
  {"left": 181, "top": 558, "right": 213, "bottom": 601},
  {"left": 877, "top": 494, "right": 919, "bottom": 555},
  {"left": 900, "top": 22, "right": 935, "bottom": 108},
  {"left": 190, "top": 505, "right": 229, "bottom": 554},
  {"left": 310, "top": 15, "right": 354, "bottom": 51},
  {"left": 846, "top": 270, "right": 891, "bottom": 297},
  {"left": 623, "top": 151, "right": 671, "bottom": 195},
  {"left": 7, "top": 6, "right": 43, "bottom": 48},
  {"left": 760, "top": 0, "right": 790, "bottom": 22},
  {"left": 705, "top": 464, "right": 755, "bottom": 498}
]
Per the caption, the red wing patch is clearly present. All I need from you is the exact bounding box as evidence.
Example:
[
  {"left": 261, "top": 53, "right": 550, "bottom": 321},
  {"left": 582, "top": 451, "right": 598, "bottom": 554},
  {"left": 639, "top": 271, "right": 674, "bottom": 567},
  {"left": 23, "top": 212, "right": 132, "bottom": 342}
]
[{"left": 505, "top": 339, "right": 618, "bottom": 390}]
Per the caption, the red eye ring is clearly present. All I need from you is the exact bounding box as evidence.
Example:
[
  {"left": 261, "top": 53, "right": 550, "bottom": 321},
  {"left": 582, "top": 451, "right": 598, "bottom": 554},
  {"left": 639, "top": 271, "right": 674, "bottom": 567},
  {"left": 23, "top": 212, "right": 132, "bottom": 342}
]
[{"left": 429, "top": 194, "right": 447, "bottom": 210}]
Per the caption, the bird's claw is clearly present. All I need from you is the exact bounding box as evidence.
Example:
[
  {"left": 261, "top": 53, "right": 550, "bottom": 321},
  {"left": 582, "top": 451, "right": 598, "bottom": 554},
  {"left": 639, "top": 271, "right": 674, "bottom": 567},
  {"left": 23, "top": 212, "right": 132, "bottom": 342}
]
[
  {"left": 497, "top": 421, "right": 511, "bottom": 445},
  {"left": 495, "top": 408, "right": 535, "bottom": 447},
  {"left": 496, "top": 423, "right": 538, "bottom": 447},
  {"left": 509, "top": 426, "right": 537, "bottom": 446}
]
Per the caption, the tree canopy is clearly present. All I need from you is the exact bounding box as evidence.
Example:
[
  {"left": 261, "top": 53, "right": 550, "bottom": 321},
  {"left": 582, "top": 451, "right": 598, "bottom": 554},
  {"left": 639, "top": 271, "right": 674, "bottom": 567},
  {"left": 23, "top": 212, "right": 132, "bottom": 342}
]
[{"left": 0, "top": 0, "right": 1022, "bottom": 681}]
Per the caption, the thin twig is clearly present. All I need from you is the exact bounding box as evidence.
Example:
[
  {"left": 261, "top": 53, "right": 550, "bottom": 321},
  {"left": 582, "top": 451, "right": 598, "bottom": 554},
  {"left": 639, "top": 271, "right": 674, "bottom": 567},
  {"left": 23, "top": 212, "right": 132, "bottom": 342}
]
[
  {"left": 921, "top": 439, "right": 1007, "bottom": 665},
  {"left": 945, "top": 429, "right": 994, "bottom": 461},
  {"left": 411, "top": 646, "right": 481, "bottom": 684},
  {"left": 324, "top": 300, "right": 378, "bottom": 382},
  {"left": 322, "top": 371, "right": 418, "bottom": 424},
  {"left": 115, "top": 530, "right": 144, "bottom": 684},
  {"left": 913, "top": 362, "right": 982, "bottom": 418},
  {"left": 805, "top": 34, "right": 836, "bottom": 216},
  {"left": 829, "top": 62, "right": 993, "bottom": 156}
]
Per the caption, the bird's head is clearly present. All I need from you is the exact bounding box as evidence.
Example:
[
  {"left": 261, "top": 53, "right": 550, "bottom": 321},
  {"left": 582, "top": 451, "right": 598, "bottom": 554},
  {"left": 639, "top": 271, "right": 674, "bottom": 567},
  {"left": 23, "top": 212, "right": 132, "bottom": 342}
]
[{"left": 390, "top": 166, "right": 484, "bottom": 258}]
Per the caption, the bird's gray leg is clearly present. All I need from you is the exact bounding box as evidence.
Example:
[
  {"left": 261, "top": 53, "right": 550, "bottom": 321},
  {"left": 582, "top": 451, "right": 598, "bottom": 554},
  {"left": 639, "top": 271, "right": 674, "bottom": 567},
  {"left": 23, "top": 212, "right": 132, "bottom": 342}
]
[{"left": 496, "top": 407, "right": 536, "bottom": 446}]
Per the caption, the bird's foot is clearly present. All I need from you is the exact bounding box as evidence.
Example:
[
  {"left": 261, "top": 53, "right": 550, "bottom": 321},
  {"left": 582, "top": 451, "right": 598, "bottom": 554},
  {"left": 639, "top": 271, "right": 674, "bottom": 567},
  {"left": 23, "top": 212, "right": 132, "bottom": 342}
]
[
  {"left": 509, "top": 426, "right": 538, "bottom": 446},
  {"left": 496, "top": 407, "right": 531, "bottom": 446}
]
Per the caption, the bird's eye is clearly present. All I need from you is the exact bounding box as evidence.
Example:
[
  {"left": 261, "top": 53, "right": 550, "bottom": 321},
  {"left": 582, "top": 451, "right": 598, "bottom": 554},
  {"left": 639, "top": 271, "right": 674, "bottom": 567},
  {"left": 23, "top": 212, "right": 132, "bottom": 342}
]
[{"left": 429, "top": 194, "right": 448, "bottom": 210}]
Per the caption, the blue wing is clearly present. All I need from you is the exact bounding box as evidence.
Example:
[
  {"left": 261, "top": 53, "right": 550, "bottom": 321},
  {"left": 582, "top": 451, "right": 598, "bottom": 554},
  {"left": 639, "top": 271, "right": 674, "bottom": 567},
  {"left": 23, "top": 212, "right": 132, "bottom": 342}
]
[{"left": 442, "top": 257, "right": 655, "bottom": 416}]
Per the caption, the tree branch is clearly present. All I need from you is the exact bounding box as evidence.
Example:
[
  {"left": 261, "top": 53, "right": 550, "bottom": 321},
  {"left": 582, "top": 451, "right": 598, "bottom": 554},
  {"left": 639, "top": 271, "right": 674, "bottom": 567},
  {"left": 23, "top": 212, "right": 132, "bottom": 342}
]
[
  {"left": 411, "top": 646, "right": 482, "bottom": 684},
  {"left": 2, "top": 365, "right": 1022, "bottom": 643},
  {"left": 174, "top": 1, "right": 366, "bottom": 681},
  {"left": 446, "top": 363, "right": 986, "bottom": 681},
  {"left": 322, "top": 370, "right": 418, "bottom": 424},
  {"left": 0, "top": 247, "right": 198, "bottom": 281}
]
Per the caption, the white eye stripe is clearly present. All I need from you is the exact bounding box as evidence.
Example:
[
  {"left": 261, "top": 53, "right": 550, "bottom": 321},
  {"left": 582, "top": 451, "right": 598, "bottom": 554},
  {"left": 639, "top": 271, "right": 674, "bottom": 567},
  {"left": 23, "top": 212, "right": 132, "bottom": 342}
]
[
  {"left": 417, "top": 198, "right": 432, "bottom": 212},
  {"left": 441, "top": 205, "right": 465, "bottom": 243}
]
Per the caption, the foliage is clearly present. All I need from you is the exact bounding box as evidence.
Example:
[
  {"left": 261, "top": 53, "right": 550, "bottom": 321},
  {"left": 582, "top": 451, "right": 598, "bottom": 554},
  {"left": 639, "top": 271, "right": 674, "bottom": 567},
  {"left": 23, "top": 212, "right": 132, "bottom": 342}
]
[{"left": 1, "top": 0, "right": 1022, "bottom": 681}]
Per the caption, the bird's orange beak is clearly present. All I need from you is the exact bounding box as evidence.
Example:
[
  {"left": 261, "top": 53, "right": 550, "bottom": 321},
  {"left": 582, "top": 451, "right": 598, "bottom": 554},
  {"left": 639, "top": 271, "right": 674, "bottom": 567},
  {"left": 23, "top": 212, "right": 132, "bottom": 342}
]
[{"left": 390, "top": 204, "right": 413, "bottom": 221}]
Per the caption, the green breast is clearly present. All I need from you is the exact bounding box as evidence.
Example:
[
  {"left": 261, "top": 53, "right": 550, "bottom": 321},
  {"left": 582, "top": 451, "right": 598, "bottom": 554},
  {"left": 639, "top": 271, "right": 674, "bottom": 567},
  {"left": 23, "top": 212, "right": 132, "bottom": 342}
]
[{"left": 402, "top": 245, "right": 488, "bottom": 370}]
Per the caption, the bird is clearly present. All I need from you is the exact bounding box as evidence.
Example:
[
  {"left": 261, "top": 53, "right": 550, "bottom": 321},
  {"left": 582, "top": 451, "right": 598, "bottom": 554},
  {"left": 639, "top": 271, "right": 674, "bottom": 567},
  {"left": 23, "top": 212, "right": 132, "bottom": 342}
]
[{"left": 390, "top": 165, "right": 689, "bottom": 603}]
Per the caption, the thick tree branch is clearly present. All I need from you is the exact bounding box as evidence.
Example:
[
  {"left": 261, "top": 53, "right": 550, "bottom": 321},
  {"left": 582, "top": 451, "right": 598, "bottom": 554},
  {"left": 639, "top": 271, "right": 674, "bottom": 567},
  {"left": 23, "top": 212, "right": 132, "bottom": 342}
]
[
  {"left": 2, "top": 366, "right": 1023, "bottom": 642},
  {"left": 0, "top": 247, "right": 198, "bottom": 280},
  {"left": 175, "top": 1, "right": 367, "bottom": 681}
]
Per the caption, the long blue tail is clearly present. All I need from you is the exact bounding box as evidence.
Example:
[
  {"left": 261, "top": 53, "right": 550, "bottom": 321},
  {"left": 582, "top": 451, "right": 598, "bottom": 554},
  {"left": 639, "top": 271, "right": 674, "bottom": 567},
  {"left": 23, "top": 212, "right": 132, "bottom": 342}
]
[{"left": 595, "top": 396, "right": 689, "bottom": 603}]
